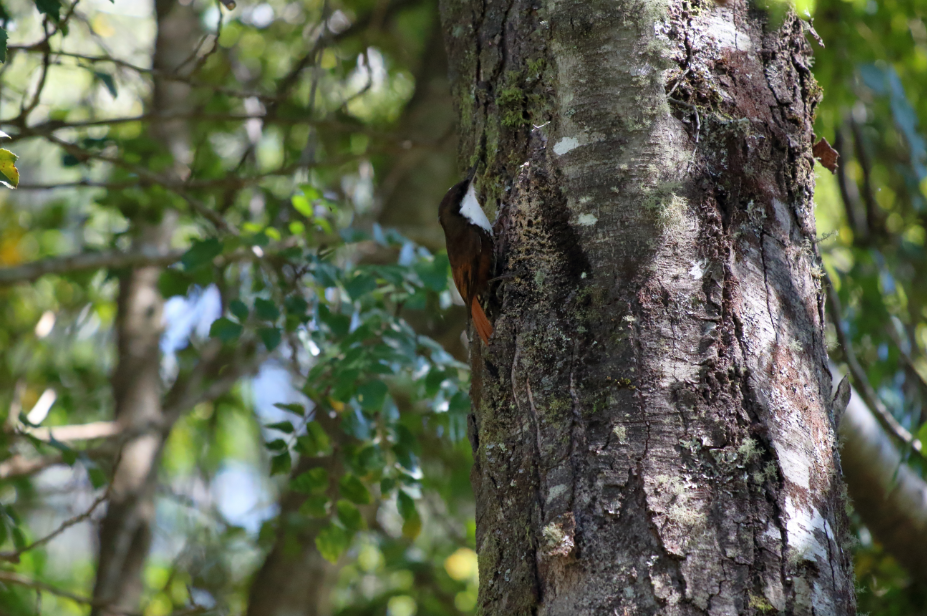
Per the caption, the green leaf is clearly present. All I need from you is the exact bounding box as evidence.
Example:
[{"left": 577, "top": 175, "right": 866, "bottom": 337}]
[
  {"left": 344, "top": 273, "right": 377, "bottom": 301},
  {"left": 315, "top": 522, "right": 350, "bottom": 563},
  {"left": 35, "top": 0, "right": 61, "bottom": 21},
  {"left": 258, "top": 327, "right": 282, "bottom": 351},
  {"left": 229, "top": 299, "right": 249, "bottom": 321},
  {"left": 254, "top": 298, "right": 281, "bottom": 321},
  {"left": 270, "top": 452, "right": 291, "bottom": 476},
  {"left": 273, "top": 402, "right": 305, "bottom": 416},
  {"left": 356, "top": 380, "right": 388, "bottom": 412},
  {"left": 424, "top": 369, "right": 446, "bottom": 397},
  {"left": 0, "top": 26, "right": 8, "bottom": 63},
  {"left": 87, "top": 466, "right": 107, "bottom": 489},
  {"left": 292, "top": 194, "right": 313, "bottom": 217},
  {"left": 336, "top": 500, "right": 365, "bottom": 532},
  {"left": 265, "top": 438, "right": 288, "bottom": 451},
  {"left": 396, "top": 490, "right": 416, "bottom": 521},
  {"left": 299, "top": 184, "right": 322, "bottom": 200},
  {"left": 330, "top": 369, "right": 360, "bottom": 404},
  {"left": 284, "top": 295, "right": 309, "bottom": 316},
  {"left": 397, "top": 490, "right": 422, "bottom": 539},
  {"left": 355, "top": 445, "right": 384, "bottom": 474},
  {"left": 339, "top": 474, "right": 371, "bottom": 505},
  {"left": 318, "top": 305, "right": 350, "bottom": 336},
  {"left": 917, "top": 422, "right": 927, "bottom": 449},
  {"left": 265, "top": 421, "right": 294, "bottom": 434},
  {"left": 11, "top": 525, "right": 25, "bottom": 550},
  {"left": 181, "top": 238, "right": 222, "bottom": 271},
  {"left": 295, "top": 422, "right": 332, "bottom": 457},
  {"left": 0, "top": 148, "right": 19, "bottom": 188},
  {"left": 158, "top": 269, "right": 192, "bottom": 298},
  {"left": 299, "top": 495, "right": 330, "bottom": 518},
  {"left": 312, "top": 262, "right": 340, "bottom": 288},
  {"left": 291, "top": 468, "right": 329, "bottom": 495},
  {"left": 209, "top": 317, "right": 243, "bottom": 342},
  {"left": 415, "top": 253, "right": 450, "bottom": 291},
  {"left": 94, "top": 71, "right": 118, "bottom": 98}
]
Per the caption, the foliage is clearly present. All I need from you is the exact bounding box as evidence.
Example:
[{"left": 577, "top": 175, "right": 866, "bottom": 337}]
[
  {"left": 0, "top": 0, "right": 924, "bottom": 614},
  {"left": 813, "top": 0, "right": 927, "bottom": 609},
  {"left": 0, "top": 0, "right": 474, "bottom": 614}
]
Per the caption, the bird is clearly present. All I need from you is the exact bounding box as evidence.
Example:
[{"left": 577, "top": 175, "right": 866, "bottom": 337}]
[{"left": 438, "top": 178, "right": 494, "bottom": 344}]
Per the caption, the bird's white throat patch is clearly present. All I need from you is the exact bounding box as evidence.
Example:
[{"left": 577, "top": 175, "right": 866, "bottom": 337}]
[{"left": 460, "top": 182, "right": 493, "bottom": 236}]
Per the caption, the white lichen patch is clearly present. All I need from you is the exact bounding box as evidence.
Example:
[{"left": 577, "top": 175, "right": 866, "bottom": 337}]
[
  {"left": 547, "top": 483, "right": 569, "bottom": 504},
  {"left": 785, "top": 496, "right": 830, "bottom": 564},
  {"left": 688, "top": 259, "right": 706, "bottom": 279},
  {"left": 772, "top": 440, "right": 811, "bottom": 490},
  {"left": 612, "top": 425, "right": 627, "bottom": 444},
  {"left": 704, "top": 13, "right": 753, "bottom": 51},
  {"left": 553, "top": 136, "right": 580, "bottom": 155},
  {"left": 577, "top": 213, "right": 598, "bottom": 226}
]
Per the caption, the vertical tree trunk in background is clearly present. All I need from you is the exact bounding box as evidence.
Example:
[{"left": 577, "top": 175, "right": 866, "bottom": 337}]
[
  {"left": 439, "top": 0, "right": 856, "bottom": 613},
  {"left": 91, "top": 2, "right": 197, "bottom": 613}
]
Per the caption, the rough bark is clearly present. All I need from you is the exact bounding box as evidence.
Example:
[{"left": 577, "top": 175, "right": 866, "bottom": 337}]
[
  {"left": 439, "top": 0, "right": 856, "bottom": 614},
  {"left": 90, "top": 3, "right": 198, "bottom": 614}
]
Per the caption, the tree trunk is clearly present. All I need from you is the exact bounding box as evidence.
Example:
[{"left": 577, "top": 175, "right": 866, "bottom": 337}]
[
  {"left": 91, "top": 3, "right": 198, "bottom": 613},
  {"left": 439, "top": 0, "right": 857, "bottom": 614}
]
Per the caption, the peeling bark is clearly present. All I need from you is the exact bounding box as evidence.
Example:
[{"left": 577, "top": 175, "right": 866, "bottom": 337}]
[{"left": 439, "top": 0, "right": 856, "bottom": 613}]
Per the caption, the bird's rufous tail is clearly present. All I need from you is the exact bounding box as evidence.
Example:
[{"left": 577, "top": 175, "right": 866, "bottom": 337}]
[{"left": 471, "top": 298, "right": 492, "bottom": 344}]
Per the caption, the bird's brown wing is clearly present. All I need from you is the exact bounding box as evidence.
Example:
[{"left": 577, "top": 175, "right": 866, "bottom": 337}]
[
  {"left": 449, "top": 228, "right": 494, "bottom": 343},
  {"left": 448, "top": 229, "right": 486, "bottom": 306}
]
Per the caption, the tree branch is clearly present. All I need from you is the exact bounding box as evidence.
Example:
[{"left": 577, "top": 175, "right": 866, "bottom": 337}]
[
  {"left": 0, "top": 570, "right": 100, "bottom": 607},
  {"left": 0, "top": 238, "right": 301, "bottom": 287},
  {"left": 0, "top": 493, "right": 108, "bottom": 564},
  {"left": 833, "top": 363, "right": 927, "bottom": 583},
  {"left": 0, "top": 247, "right": 184, "bottom": 286},
  {"left": 825, "top": 275, "right": 924, "bottom": 457}
]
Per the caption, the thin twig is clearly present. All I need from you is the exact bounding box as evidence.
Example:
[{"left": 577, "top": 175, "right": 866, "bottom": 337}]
[
  {"left": 825, "top": 274, "right": 924, "bottom": 457},
  {"left": 0, "top": 570, "right": 98, "bottom": 607},
  {"left": 0, "top": 247, "right": 184, "bottom": 286},
  {"left": 0, "top": 238, "right": 301, "bottom": 286},
  {"left": 883, "top": 321, "right": 927, "bottom": 396},
  {"left": 0, "top": 493, "right": 108, "bottom": 563}
]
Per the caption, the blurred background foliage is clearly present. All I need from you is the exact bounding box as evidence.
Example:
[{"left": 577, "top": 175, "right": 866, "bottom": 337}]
[{"left": 0, "top": 0, "right": 923, "bottom": 614}]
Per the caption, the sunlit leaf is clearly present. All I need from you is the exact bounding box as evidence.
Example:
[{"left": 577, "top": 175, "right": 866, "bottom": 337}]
[
  {"left": 299, "top": 495, "right": 329, "bottom": 518},
  {"left": 292, "top": 194, "right": 313, "bottom": 217},
  {"left": 295, "top": 422, "right": 332, "bottom": 457},
  {"left": 0, "top": 148, "right": 19, "bottom": 188},
  {"left": 336, "top": 500, "right": 365, "bottom": 532},
  {"left": 315, "top": 523, "right": 350, "bottom": 563},
  {"left": 397, "top": 490, "right": 422, "bottom": 539},
  {"left": 339, "top": 474, "right": 371, "bottom": 505}
]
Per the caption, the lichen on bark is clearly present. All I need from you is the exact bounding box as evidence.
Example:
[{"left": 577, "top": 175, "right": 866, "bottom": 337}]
[{"left": 439, "top": 0, "right": 856, "bottom": 613}]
